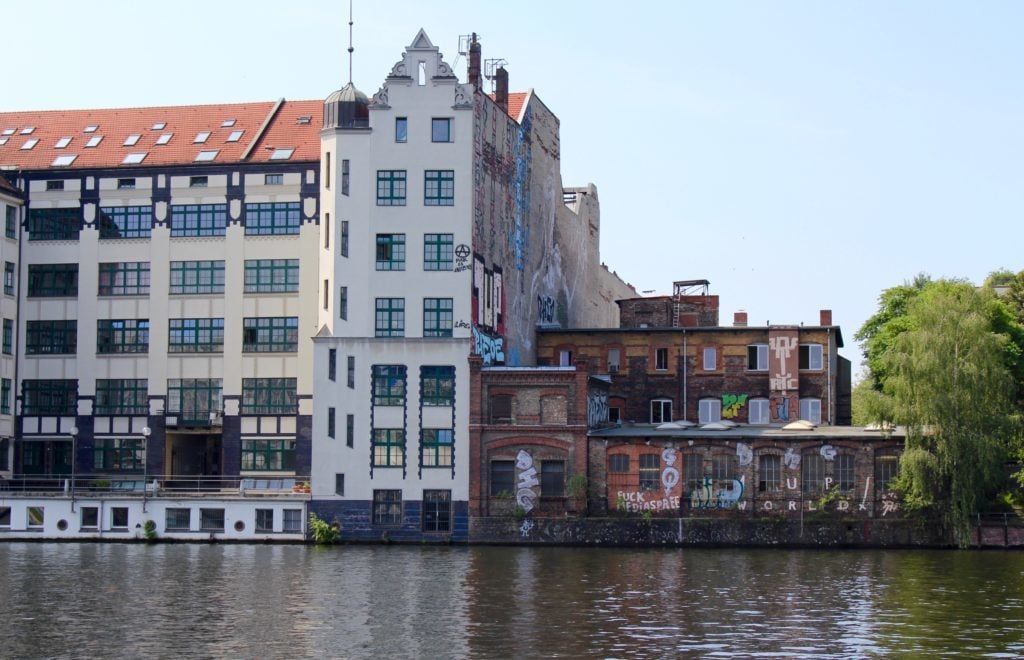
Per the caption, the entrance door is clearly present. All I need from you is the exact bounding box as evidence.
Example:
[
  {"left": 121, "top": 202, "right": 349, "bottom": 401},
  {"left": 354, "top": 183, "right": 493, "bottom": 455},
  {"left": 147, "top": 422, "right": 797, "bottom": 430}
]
[{"left": 167, "top": 434, "right": 222, "bottom": 477}]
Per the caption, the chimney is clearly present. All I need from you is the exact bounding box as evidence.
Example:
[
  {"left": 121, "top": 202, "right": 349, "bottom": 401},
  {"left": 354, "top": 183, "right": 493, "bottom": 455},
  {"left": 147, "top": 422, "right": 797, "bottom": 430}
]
[
  {"left": 468, "top": 33, "right": 482, "bottom": 91},
  {"left": 495, "top": 66, "right": 508, "bottom": 114},
  {"left": 819, "top": 309, "right": 833, "bottom": 326},
  {"left": 733, "top": 311, "right": 748, "bottom": 327}
]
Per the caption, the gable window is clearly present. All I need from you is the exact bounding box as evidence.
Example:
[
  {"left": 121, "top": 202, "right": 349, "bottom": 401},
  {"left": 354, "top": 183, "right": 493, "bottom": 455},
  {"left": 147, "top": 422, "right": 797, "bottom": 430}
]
[
  {"left": 98, "top": 206, "right": 152, "bottom": 239},
  {"left": 748, "top": 398, "right": 770, "bottom": 425},
  {"left": 28, "top": 207, "right": 80, "bottom": 241},
  {"left": 655, "top": 347, "right": 669, "bottom": 371},
  {"left": 799, "top": 344, "right": 823, "bottom": 370},
  {"left": 698, "top": 398, "right": 722, "bottom": 424},
  {"left": 375, "top": 298, "right": 405, "bottom": 337},
  {"left": 758, "top": 454, "right": 781, "bottom": 492},
  {"left": 747, "top": 344, "right": 769, "bottom": 370},
  {"left": 245, "top": 202, "right": 301, "bottom": 235},
  {"left": 375, "top": 234, "right": 406, "bottom": 270},
  {"left": 799, "top": 398, "right": 822, "bottom": 424},
  {"left": 423, "top": 298, "right": 453, "bottom": 337},
  {"left": 376, "top": 170, "right": 406, "bottom": 206},
  {"left": 99, "top": 262, "right": 150, "bottom": 296},
  {"left": 372, "top": 429, "right": 404, "bottom": 467},
  {"left": 169, "top": 260, "right": 224, "bottom": 295},
  {"left": 242, "top": 317, "right": 299, "bottom": 353},
  {"left": 395, "top": 117, "right": 408, "bottom": 143},
  {"left": 424, "top": 170, "right": 454, "bottom": 206},
  {"left": 168, "top": 318, "right": 224, "bottom": 353},
  {"left": 421, "top": 366, "right": 455, "bottom": 406},
  {"left": 431, "top": 118, "right": 452, "bottom": 143},
  {"left": 639, "top": 454, "right": 660, "bottom": 491},
  {"left": 703, "top": 347, "right": 716, "bottom": 371},
  {"left": 423, "top": 233, "right": 453, "bottom": 270},
  {"left": 371, "top": 365, "right": 406, "bottom": 406},
  {"left": 650, "top": 398, "right": 672, "bottom": 424},
  {"left": 421, "top": 429, "right": 453, "bottom": 467}
]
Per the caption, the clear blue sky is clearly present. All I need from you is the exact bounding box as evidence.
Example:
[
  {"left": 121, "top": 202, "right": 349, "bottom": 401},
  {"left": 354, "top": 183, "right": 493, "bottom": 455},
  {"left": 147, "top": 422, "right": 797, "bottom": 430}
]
[{"left": 7, "top": 1, "right": 1023, "bottom": 367}]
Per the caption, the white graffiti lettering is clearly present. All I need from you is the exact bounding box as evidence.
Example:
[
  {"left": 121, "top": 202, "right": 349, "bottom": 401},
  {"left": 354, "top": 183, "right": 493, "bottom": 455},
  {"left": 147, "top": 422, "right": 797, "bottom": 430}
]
[
  {"left": 820, "top": 445, "right": 837, "bottom": 461},
  {"left": 736, "top": 442, "right": 753, "bottom": 467},
  {"left": 515, "top": 450, "right": 537, "bottom": 513},
  {"left": 588, "top": 392, "right": 609, "bottom": 428},
  {"left": 783, "top": 448, "right": 801, "bottom": 470},
  {"left": 472, "top": 326, "right": 505, "bottom": 366}
]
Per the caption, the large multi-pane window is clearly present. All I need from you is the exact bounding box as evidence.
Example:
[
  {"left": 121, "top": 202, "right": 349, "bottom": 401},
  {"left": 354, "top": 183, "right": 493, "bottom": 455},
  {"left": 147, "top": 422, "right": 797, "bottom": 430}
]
[
  {"left": 169, "top": 260, "right": 224, "bottom": 294},
  {"left": 170, "top": 204, "right": 227, "bottom": 237},
  {"left": 836, "top": 453, "right": 855, "bottom": 491},
  {"left": 168, "top": 318, "right": 224, "bottom": 353},
  {"left": 758, "top": 454, "right": 781, "bottom": 492},
  {"left": 650, "top": 398, "right": 672, "bottom": 424},
  {"left": 98, "top": 206, "right": 152, "bottom": 239},
  {"left": 372, "top": 490, "right": 402, "bottom": 525},
  {"left": 27, "top": 263, "right": 77, "bottom": 297},
  {"left": 541, "top": 461, "right": 565, "bottom": 497},
  {"left": 98, "top": 262, "right": 150, "bottom": 296},
  {"left": 421, "top": 429, "right": 453, "bottom": 467},
  {"left": 241, "top": 438, "right": 296, "bottom": 471},
  {"left": 4, "top": 262, "right": 14, "bottom": 295},
  {"left": 167, "top": 378, "right": 222, "bottom": 423},
  {"left": 22, "top": 379, "right": 78, "bottom": 415},
  {"left": 490, "top": 460, "right": 514, "bottom": 495},
  {"left": 25, "top": 320, "right": 76, "bottom": 354},
  {"left": 875, "top": 452, "right": 900, "bottom": 492},
  {"left": 1, "top": 378, "right": 10, "bottom": 415},
  {"left": 97, "top": 319, "right": 149, "bottom": 353},
  {"left": 242, "top": 317, "right": 298, "bottom": 352},
  {"left": 421, "top": 366, "right": 454, "bottom": 406},
  {"left": 372, "top": 365, "right": 406, "bottom": 406},
  {"left": 685, "top": 454, "right": 704, "bottom": 493},
  {"left": 801, "top": 452, "right": 825, "bottom": 493},
  {"left": 93, "top": 438, "right": 145, "bottom": 471},
  {"left": 423, "top": 233, "right": 453, "bottom": 270},
  {"left": 375, "top": 234, "right": 406, "bottom": 270},
  {"left": 241, "top": 378, "right": 297, "bottom": 414},
  {"left": 372, "top": 429, "right": 404, "bottom": 467},
  {"left": 375, "top": 298, "right": 404, "bottom": 337},
  {"left": 376, "top": 170, "right": 406, "bottom": 206},
  {"left": 94, "top": 379, "right": 148, "bottom": 415},
  {"left": 244, "top": 259, "right": 299, "bottom": 293},
  {"left": 424, "top": 170, "right": 454, "bottom": 206},
  {"left": 639, "top": 454, "right": 660, "bottom": 491},
  {"left": 28, "top": 207, "right": 80, "bottom": 240},
  {"left": 713, "top": 454, "right": 736, "bottom": 486},
  {"left": 2, "top": 318, "right": 12, "bottom": 354},
  {"left": 799, "top": 398, "right": 822, "bottom": 424},
  {"left": 423, "top": 298, "right": 453, "bottom": 337},
  {"left": 423, "top": 490, "right": 451, "bottom": 533},
  {"left": 245, "top": 202, "right": 301, "bottom": 235}
]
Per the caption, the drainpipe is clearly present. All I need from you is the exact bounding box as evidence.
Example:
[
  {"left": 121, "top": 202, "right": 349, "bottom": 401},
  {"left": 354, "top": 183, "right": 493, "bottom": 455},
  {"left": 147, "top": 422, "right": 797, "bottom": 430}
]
[
  {"left": 682, "top": 331, "right": 687, "bottom": 421},
  {"left": 827, "top": 328, "right": 832, "bottom": 425}
]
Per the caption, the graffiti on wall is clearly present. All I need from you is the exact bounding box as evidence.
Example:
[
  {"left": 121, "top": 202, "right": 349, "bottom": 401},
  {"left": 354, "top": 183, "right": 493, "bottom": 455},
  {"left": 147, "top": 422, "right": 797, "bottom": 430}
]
[
  {"left": 515, "top": 450, "right": 538, "bottom": 513},
  {"left": 820, "top": 444, "right": 837, "bottom": 461},
  {"left": 454, "top": 244, "right": 471, "bottom": 272},
  {"left": 774, "top": 397, "right": 791, "bottom": 422},
  {"left": 537, "top": 295, "right": 556, "bottom": 325},
  {"left": 689, "top": 475, "right": 746, "bottom": 510},
  {"left": 510, "top": 106, "right": 533, "bottom": 272},
  {"left": 661, "top": 448, "right": 680, "bottom": 494},
  {"left": 721, "top": 394, "right": 749, "bottom": 419},
  {"left": 587, "top": 391, "right": 609, "bottom": 428},
  {"left": 768, "top": 335, "right": 798, "bottom": 392},
  {"left": 783, "top": 447, "right": 801, "bottom": 470},
  {"left": 473, "top": 326, "right": 505, "bottom": 366},
  {"left": 736, "top": 442, "right": 753, "bottom": 467}
]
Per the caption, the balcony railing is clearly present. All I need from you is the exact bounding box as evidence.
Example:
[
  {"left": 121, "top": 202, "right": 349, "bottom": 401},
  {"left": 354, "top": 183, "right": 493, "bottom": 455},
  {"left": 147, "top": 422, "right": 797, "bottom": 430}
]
[{"left": 0, "top": 475, "right": 312, "bottom": 498}]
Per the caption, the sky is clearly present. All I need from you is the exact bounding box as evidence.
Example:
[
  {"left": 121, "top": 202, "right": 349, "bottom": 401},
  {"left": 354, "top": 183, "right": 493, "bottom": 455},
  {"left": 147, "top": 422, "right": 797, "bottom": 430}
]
[{"left": 6, "top": 1, "right": 1023, "bottom": 367}]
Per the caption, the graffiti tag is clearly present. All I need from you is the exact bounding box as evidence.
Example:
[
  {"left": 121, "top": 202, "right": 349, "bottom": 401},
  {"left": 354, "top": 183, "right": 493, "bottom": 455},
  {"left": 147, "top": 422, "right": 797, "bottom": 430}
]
[
  {"left": 472, "top": 326, "right": 505, "bottom": 366},
  {"left": 515, "top": 449, "right": 538, "bottom": 513},
  {"left": 587, "top": 391, "right": 609, "bottom": 428},
  {"left": 661, "top": 448, "right": 680, "bottom": 494},
  {"left": 537, "top": 295, "right": 556, "bottom": 325},
  {"left": 722, "top": 394, "right": 748, "bottom": 419},
  {"left": 736, "top": 442, "right": 753, "bottom": 467}
]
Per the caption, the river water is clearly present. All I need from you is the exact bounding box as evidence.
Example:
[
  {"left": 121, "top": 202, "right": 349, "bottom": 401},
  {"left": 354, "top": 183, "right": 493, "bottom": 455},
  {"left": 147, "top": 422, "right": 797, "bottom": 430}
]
[{"left": 0, "top": 543, "right": 1022, "bottom": 658}]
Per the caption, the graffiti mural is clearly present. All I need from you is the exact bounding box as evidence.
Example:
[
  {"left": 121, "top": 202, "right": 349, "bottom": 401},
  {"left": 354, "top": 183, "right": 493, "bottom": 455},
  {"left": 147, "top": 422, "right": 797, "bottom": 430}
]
[
  {"left": 617, "top": 491, "right": 680, "bottom": 513},
  {"left": 515, "top": 450, "right": 538, "bottom": 513},
  {"left": 537, "top": 295, "right": 556, "bottom": 325},
  {"left": 661, "top": 448, "right": 680, "bottom": 494},
  {"left": 587, "top": 391, "right": 609, "bottom": 428},
  {"left": 473, "top": 326, "right": 505, "bottom": 366},
  {"left": 689, "top": 475, "right": 745, "bottom": 510},
  {"left": 783, "top": 447, "right": 801, "bottom": 470},
  {"left": 768, "top": 335, "right": 798, "bottom": 391},
  {"left": 820, "top": 445, "right": 837, "bottom": 461},
  {"left": 736, "top": 442, "right": 753, "bottom": 467},
  {"left": 721, "top": 394, "right": 748, "bottom": 419},
  {"left": 774, "top": 396, "right": 790, "bottom": 422}
]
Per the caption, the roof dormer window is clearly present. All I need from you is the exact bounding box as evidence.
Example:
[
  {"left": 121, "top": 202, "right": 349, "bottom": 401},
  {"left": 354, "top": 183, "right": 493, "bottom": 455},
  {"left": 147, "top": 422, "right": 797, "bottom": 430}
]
[
  {"left": 226, "top": 130, "right": 244, "bottom": 142},
  {"left": 151, "top": 122, "right": 166, "bottom": 130},
  {"left": 194, "top": 131, "right": 211, "bottom": 144},
  {"left": 221, "top": 119, "right": 236, "bottom": 128},
  {"left": 85, "top": 135, "right": 103, "bottom": 148},
  {"left": 21, "top": 138, "right": 39, "bottom": 150},
  {"left": 123, "top": 134, "right": 141, "bottom": 146},
  {"left": 84, "top": 125, "right": 98, "bottom": 133},
  {"left": 55, "top": 137, "right": 72, "bottom": 149},
  {"left": 156, "top": 133, "right": 173, "bottom": 145}
]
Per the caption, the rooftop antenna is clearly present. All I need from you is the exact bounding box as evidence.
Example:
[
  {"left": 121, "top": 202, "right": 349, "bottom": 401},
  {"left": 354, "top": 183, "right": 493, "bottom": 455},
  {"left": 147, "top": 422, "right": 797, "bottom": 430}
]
[
  {"left": 347, "top": 0, "right": 354, "bottom": 84},
  {"left": 453, "top": 34, "right": 473, "bottom": 70},
  {"left": 484, "top": 58, "right": 508, "bottom": 92}
]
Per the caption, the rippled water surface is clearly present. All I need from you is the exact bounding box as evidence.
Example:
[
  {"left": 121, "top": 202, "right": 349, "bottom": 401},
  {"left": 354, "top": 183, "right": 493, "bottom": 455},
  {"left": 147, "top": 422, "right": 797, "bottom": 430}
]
[{"left": 1, "top": 543, "right": 1022, "bottom": 657}]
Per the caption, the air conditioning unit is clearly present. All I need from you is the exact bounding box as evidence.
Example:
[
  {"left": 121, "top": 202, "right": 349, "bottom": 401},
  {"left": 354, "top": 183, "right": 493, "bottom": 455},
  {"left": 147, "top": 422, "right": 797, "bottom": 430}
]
[
  {"left": 209, "top": 412, "right": 223, "bottom": 426},
  {"left": 608, "top": 364, "right": 619, "bottom": 373}
]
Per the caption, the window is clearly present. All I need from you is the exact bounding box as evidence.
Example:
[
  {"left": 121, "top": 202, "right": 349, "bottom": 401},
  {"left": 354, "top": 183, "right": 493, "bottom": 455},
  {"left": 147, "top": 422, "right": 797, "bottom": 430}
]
[
  {"left": 609, "top": 454, "right": 629, "bottom": 473},
  {"left": 97, "top": 319, "right": 149, "bottom": 354},
  {"left": 122, "top": 153, "right": 147, "bottom": 165},
  {"left": 244, "top": 259, "right": 299, "bottom": 293},
  {"left": 395, "top": 117, "right": 408, "bottom": 142},
  {"left": 198, "top": 509, "right": 224, "bottom": 532},
  {"left": 324, "top": 152, "right": 331, "bottom": 189},
  {"left": 375, "top": 298, "right": 405, "bottom": 337},
  {"left": 54, "top": 137, "right": 71, "bottom": 149},
  {"left": 52, "top": 156, "right": 76, "bottom": 167},
  {"left": 758, "top": 454, "right": 781, "bottom": 492},
  {"left": 268, "top": 148, "right": 293, "bottom": 161},
  {"left": 227, "top": 130, "right": 244, "bottom": 142},
  {"left": 875, "top": 453, "right": 899, "bottom": 492},
  {"left": 376, "top": 170, "right": 406, "bottom": 206},
  {"left": 655, "top": 347, "right": 669, "bottom": 371},
  {"left": 341, "top": 159, "right": 350, "bottom": 196},
  {"left": 94, "top": 438, "right": 144, "bottom": 470},
  {"left": 241, "top": 438, "right": 296, "bottom": 471},
  {"left": 418, "top": 61, "right": 427, "bottom": 85},
  {"left": 541, "top": 461, "right": 565, "bottom": 497},
  {"left": 372, "top": 429, "right": 404, "bottom": 467},
  {"left": 699, "top": 399, "right": 722, "bottom": 424},
  {"left": 169, "top": 260, "right": 224, "bottom": 295},
  {"left": 166, "top": 509, "right": 190, "bottom": 531},
  {"left": 168, "top": 319, "right": 224, "bottom": 353},
  {"left": 747, "top": 344, "right": 769, "bottom": 370},
  {"left": 1, "top": 379, "right": 11, "bottom": 415},
  {"left": 421, "top": 429, "right": 453, "bottom": 467},
  {"left": 22, "top": 379, "right": 78, "bottom": 415},
  {"left": 265, "top": 174, "right": 283, "bottom": 185},
  {"left": 607, "top": 348, "right": 621, "bottom": 373},
  {"left": 423, "top": 490, "right": 451, "bottom": 532},
  {"left": 799, "top": 398, "right": 822, "bottom": 424},
  {"left": 85, "top": 135, "right": 102, "bottom": 148},
  {"left": 170, "top": 204, "right": 226, "bottom": 236},
  {"left": 6, "top": 206, "right": 17, "bottom": 239},
  {"left": 93, "top": 379, "right": 148, "bottom": 415},
  {"left": 375, "top": 233, "right": 406, "bottom": 270},
  {"left": 685, "top": 454, "right": 704, "bottom": 492},
  {"left": 282, "top": 509, "right": 303, "bottom": 532},
  {"left": 609, "top": 406, "right": 621, "bottom": 423},
  {"left": 166, "top": 379, "right": 222, "bottom": 423},
  {"left": 423, "top": 233, "right": 453, "bottom": 270},
  {"left": 431, "top": 118, "right": 452, "bottom": 142},
  {"left": 189, "top": 176, "right": 207, "bottom": 188},
  {"left": 339, "top": 286, "right": 348, "bottom": 320},
  {"left": 800, "top": 344, "right": 824, "bottom": 370},
  {"left": 424, "top": 170, "right": 454, "bottom": 206},
  {"left": 335, "top": 474, "right": 345, "bottom": 496},
  {"left": 559, "top": 350, "right": 573, "bottom": 367},
  {"left": 423, "top": 298, "right": 453, "bottom": 337},
  {"left": 421, "top": 366, "right": 454, "bottom": 406},
  {"left": 98, "top": 206, "right": 152, "bottom": 239},
  {"left": 802, "top": 452, "right": 825, "bottom": 493},
  {"left": 245, "top": 202, "right": 301, "bottom": 235},
  {"left": 347, "top": 356, "right": 355, "bottom": 388},
  {"left": 340, "top": 220, "right": 349, "bottom": 256},
  {"left": 255, "top": 509, "right": 274, "bottom": 532},
  {"left": 241, "top": 378, "right": 297, "bottom": 414},
  {"left": 242, "top": 317, "right": 299, "bottom": 352},
  {"left": 99, "top": 262, "right": 150, "bottom": 296},
  {"left": 28, "top": 507, "right": 44, "bottom": 529},
  {"left": 3, "top": 262, "right": 12, "bottom": 295},
  {"left": 80, "top": 507, "right": 98, "bottom": 529},
  {"left": 639, "top": 454, "right": 660, "bottom": 491},
  {"left": 372, "top": 365, "right": 406, "bottom": 406},
  {"left": 323, "top": 214, "right": 330, "bottom": 250},
  {"left": 372, "top": 490, "right": 402, "bottom": 525},
  {"left": 194, "top": 131, "right": 210, "bottom": 143},
  {"left": 117, "top": 177, "right": 136, "bottom": 188},
  {"left": 2, "top": 318, "right": 11, "bottom": 354},
  {"left": 28, "top": 208, "right": 80, "bottom": 241},
  {"left": 748, "top": 398, "right": 770, "bottom": 425},
  {"left": 703, "top": 347, "right": 716, "bottom": 371},
  {"left": 328, "top": 349, "right": 337, "bottom": 381},
  {"left": 713, "top": 454, "right": 736, "bottom": 487},
  {"left": 156, "top": 133, "right": 172, "bottom": 145},
  {"left": 27, "top": 264, "right": 78, "bottom": 297},
  {"left": 490, "top": 460, "right": 514, "bottom": 496},
  {"left": 490, "top": 395, "right": 512, "bottom": 423},
  {"left": 346, "top": 414, "right": 354, "bottom": 447},
  {"left": 651, "top": 398, "right": 672, "bottom": 424},
  {"left": 837, "top": 454, "right": 855, "bottom": 491},
  {"left": 327, "top": 407, "right": 336, "bottom": 438}
]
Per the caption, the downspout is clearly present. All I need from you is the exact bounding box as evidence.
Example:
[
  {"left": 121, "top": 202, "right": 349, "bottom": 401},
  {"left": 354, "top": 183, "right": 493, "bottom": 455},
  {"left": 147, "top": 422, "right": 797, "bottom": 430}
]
[
  {"left": 682, "top": 330, "right": 687, "bottom": 422},
  {"left": 827, "top": 328, "right": 832, "bottom": 425}
]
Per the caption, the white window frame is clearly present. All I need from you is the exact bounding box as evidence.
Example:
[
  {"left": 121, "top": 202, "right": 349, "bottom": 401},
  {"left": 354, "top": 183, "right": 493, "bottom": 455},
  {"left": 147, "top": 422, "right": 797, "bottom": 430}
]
[
  {"left": 699, "top": 398, "right": 722, "bottom": 424},
  {"left": 558, "top": 349, "right": 573, "bottom": 367},
  {"left": 801, "top": 343, "right": 823, "bottom": 370},
  {"left": 655, "top": 347, "right": 669, "bottom": 371},
  {"left": 703, "top": 347, "right": 716, "bottom": 371},
  {"left": 748, "top": 344, "right": 768, "bottom": 371},
  {"left": 799, "top": 398, "right": 822, "bottom": 424},
  {"left": 650, "top": 398, "right": 672, "bottom": 424},
  {"left": 607, "top": 348, "right": 621, "bottom": 373},
  {"left": 748, "top": 398, "right": 770, "bottom": 425}
]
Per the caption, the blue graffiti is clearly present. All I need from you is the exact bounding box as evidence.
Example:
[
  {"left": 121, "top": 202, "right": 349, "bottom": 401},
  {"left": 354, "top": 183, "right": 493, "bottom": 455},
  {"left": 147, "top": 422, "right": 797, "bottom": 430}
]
[
  {"left": 472, "top": 326, "right": 505, "bottom": 366},
  {"left": 689, "top": 476, "right": 746, "bottom": 510},
  {"left": 775, "top": 397, "right": 790, "bottom": 421},
  {"left": 510, "top": 106, "right": 532, "bottom": 271}
]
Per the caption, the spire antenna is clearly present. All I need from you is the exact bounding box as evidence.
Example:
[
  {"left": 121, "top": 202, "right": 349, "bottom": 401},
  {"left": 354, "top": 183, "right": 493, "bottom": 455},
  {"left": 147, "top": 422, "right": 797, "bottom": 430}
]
[{"left": 347, "top": 0, "right": 354, "bottom": 84}]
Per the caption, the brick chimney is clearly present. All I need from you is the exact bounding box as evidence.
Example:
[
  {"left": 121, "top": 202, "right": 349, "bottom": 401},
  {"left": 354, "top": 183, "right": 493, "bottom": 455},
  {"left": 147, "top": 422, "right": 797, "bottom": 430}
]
[
  {"left": 468, "top": 33, "right": 482, "bottom": 91},
  {"left": 733, "top": 311, "right": 748, "bottom": 327},
  {"left": 495, "top": 66, "right": 508, "bottom": 113},
  {"left": 819, "top": 309, "right": 833, "bottom": 326}
]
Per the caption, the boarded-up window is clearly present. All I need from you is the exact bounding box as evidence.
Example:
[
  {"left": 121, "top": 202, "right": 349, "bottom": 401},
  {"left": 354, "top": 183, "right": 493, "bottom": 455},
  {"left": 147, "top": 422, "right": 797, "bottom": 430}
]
[
  {"left": 490, "top": 395, "right": 512, "bottom": 423},
  {"left": 540, "top": 395, "right": 567, "bottom": 425}
]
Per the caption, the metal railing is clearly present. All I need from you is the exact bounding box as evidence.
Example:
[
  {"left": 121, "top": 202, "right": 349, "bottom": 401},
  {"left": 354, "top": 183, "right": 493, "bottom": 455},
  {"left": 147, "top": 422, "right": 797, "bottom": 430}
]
[{"left": 0, "top": 475, "right": 312, "bottom": 498}]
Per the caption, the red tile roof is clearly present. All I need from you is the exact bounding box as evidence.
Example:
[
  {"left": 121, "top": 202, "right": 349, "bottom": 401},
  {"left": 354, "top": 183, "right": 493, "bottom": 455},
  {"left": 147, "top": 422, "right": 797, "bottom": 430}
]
[
  {"left": 487, "top": 92, "right": 530, "bottom": 122},
  {"left": 0, "top": 100, "right": 324, "bottom": 171}
]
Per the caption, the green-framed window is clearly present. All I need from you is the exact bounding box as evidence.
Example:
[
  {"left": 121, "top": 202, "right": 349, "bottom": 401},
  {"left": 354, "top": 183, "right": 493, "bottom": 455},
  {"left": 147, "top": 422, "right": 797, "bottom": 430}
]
[
  {"left": 5, "top": 206, "right": 16, "bottom": 239},
  {"left": 372, "top": 489, "right": 402, "bottom": 524},
  {"left": 1, "top": 378, "right": 11, "bottom": 415},
  {"left": 2, "top": 318, "right": 11, "bottom": 354},
  {"left": 27, "top": 207, "right": 80, "bottom": 241},
  {"left": 422, "top": 489, "right": 451, "bottom": 532},
  {"left": 97, "top": 319, "right": 149, "bottom": 354},
  {"left": 4, "top": 262, "right": 14, "bottom": 295},
  {"left": 423, "top": 233, "right": 453, "bottom": 270},
  {"left": 166, "top": 378, "right": 222, "bottom": 424},
  {"left": 26, "top": 320, "right": 77, "bottom": 354},
  {"left": 98, "top": 206, "right": 152, "bottom": 239},
  {"left": 170, "top": 204, "right": 226, "bottom": 237},
  {"left": 169, "top": 260, "right": 224, "bottom": 294},
  {"left": 421, "top": 429, "right": 453, "bottom": 467},
  {"left": 372, "top": 429, "right": 404, "bottom": 467},
  {"left": 245, "top": 202, "right": 301, "bottom": 235},
  {"left": 376, "top": 170, "right": 407, "bottom": 206},
  {"left": 375, "top": 298, "right": 404, "bottom": 337},
  {"left": 27, "top": 263, "right": 78, "bottom": 297},
  {"left": 421, "top": 366, "right": 454, "bottom": 406},
  {"left": 241, "top": 438, "right": 296, "bottom": 471},
  {"left": 244, "top": 259, "right": 299, "bottom": 293},
  {"left": 372, "top": 365, "right": 406, "bottom": 406},
  {"left": 375, "top": 233, "right": 406, "bottom": 271},
  {"left": 424, "top": 170, "right": 454, "bottom": 206},
  {"left": 242, "top": 317, "right": 298, "bottom": 352},
  {"left": 22, "top": 379, "right": 78, "bottom": 415},
  {"left": 168, "top": 318, "right": 224, "bottom": 353},
  {"left": 94, "top": 379, "right": 148, "bottom": 415},
  {"left": 98, "top": 262, "right": 150, "bottom": 296},
  {"left": 94, "top": 438, "right": 145, "bottom": 471},
  {"left": 423, "top": 298, "right": 453, "bottom": 337},
  {"left": 241, "top": 377, "right": 297, "bottom": 414}
]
